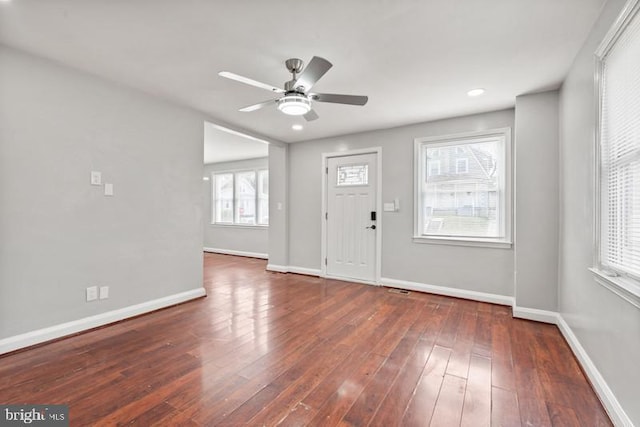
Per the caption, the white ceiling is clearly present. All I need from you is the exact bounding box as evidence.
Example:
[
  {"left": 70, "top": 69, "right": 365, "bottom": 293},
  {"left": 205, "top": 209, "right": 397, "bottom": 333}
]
[
  {"left": 0, "top": 0, "right": 605, "bottom": 144},
  {"left": 204, "top": 122, "right": 268, "bottom": 164}
]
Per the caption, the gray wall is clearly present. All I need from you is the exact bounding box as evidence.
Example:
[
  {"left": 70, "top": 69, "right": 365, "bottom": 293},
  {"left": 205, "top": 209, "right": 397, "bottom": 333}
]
[
  {"left": 288, "top": 109, "right": 515, "bottom": 297},
  {"left": 514, "top": 91, "right": 559, "bottom": 311},
  {"left": 0, "top": 46, "right": 204, "bottom": 339},
  {"left": 559, "top": 0, "right": 640, "bottom": 424},
  {"left": 203, "top": 157, "right": 268, "bottom": 255},
  {"left": 268, "top": 144, "right": 289, "bottom": 267}
]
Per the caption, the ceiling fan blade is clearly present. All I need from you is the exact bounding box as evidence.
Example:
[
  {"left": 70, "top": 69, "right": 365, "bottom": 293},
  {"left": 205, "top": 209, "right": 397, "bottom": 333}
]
[
  {"left": 304, "top": 109, "right": 319, "bottom": 121},
  {"left": 293, "top": 56, "right": 332, "bottom": 92},
  {"left": 219, "top": 71, "right": 285, "bottom": 93},
  {"left": 239, "top": 99, "right": 277, "bottom": 112},
  {"left": 311, "top": 93, "right": 368, "bottom": 106}
]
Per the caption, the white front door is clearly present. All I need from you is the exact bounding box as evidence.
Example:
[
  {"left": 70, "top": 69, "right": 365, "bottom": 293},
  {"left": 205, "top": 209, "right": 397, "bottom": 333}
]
[{"left": 326, "top": 152, "right": 377, "bottom": 282}]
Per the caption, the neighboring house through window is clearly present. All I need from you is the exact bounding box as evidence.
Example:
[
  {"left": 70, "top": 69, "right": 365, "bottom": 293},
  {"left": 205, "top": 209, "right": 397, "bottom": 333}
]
[
  {"left": 414, "top": 128, "right": 511, "bottom": 247},
  {"left": 213, "top": 169, "right": 269, "bottom": 226}
]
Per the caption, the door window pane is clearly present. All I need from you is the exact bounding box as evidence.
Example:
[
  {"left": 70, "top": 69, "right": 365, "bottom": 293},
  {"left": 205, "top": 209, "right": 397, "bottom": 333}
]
[{"left": 337, "top": 164, "right": 368, "bottom": 186}]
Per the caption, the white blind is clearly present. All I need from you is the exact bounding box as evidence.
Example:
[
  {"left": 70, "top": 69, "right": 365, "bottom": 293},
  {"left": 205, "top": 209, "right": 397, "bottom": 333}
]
[{"left": 600, "top": 7, "right": 640, "bottom": 277}]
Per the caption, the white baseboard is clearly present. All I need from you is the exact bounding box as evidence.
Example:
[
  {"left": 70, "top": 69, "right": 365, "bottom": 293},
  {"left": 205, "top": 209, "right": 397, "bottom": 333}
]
[
  {"left": 380, "top": 277, "right": 514, "bottom": 306},
  {"left": 266, "top": 264, "right": 322, "bottom": 277},
  {"left": 556, "top": 316, "right": 632, "bottom": 427},
  {"left": 203, "top": 247, "right": 268, "bottom": 259},
  {"left": 0, "top": 287, "right": 206, "bottom": 356},
  {"left": 512, "top": 306, "right": 560, "bottom": 324},
  {"left": 266, "top": 263, "right": 289, "bottom": 273},
  {"left": 323, "top": 274, "right": 377, "bottom": 286},
  {"left": 290, "top": 266, "right": 322, "bottom": 276}
]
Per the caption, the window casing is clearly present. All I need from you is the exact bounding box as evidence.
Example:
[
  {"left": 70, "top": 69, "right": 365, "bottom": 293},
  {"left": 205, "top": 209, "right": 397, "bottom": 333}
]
[
  {"left": 414, "top": 128, "right": 512, "bottom": 247},
  {"left": 212, "top": 169, "right": 268, "bottom": 226},
  {"left": 593, "top": 0, "right": 640, "bottom": 305}
]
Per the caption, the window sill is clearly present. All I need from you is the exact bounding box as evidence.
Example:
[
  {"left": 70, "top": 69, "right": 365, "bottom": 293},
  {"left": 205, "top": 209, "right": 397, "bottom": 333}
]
[
  {"left": 412, "top": 236, "right": 512, "bottom": 249},
  {"left": 589, "top": 268, "right": 640, "bottom": 309},
  {"left": 210, "top": 223, "right": 268, "bottom": 229}
]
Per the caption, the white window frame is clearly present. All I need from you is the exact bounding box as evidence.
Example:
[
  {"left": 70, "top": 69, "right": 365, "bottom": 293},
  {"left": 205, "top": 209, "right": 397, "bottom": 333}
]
[
  {"left": 211, "top": 168, "right": 269, "bottom": 227},
  {"left": 413, "top": 128, "right": 512, "bottom": 248},
  {"left": 591, "top": 0, "right": 640, "bottom": 309}
]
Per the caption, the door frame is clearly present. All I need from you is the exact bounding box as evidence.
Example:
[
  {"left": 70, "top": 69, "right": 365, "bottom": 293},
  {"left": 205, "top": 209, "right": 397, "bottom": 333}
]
[{"left": 321, "top": 147, "right": 383, "bottom": 285}]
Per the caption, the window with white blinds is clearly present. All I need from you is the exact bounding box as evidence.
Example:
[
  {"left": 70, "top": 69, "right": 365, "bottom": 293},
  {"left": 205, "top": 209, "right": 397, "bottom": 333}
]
[{"left": 597, "top": 1, "right": 640, "bottom": 279}]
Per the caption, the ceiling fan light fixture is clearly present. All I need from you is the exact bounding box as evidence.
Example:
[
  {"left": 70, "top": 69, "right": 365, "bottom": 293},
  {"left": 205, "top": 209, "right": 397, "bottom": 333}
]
[{"left": 277, "top": 94, "right": 311, "bottom": 116}]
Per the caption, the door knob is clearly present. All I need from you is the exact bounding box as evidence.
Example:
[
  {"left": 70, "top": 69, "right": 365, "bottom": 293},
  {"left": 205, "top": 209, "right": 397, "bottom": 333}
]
[{"left": 366, "top": 225, "right": 376, "bottom": 230}]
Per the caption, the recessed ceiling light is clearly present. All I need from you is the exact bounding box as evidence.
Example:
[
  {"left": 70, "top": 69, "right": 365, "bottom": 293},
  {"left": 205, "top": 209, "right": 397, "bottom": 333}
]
[
  {"left": 203, "top": 176, "right": 210, "bottom": 181},
  {"left": 292, "top": 124, "right": 303, "bottom": 131},
  {"left": 467, "top": 88, "right": 485, "bottom": 97}
]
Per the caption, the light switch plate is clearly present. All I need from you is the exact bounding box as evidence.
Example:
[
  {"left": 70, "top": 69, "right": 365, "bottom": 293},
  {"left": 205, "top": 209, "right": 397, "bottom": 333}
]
[
  {"left": 104, "top": 183, "right": 114, "bottom": 196},
  {"left": 99, "top": 286, "right": 109, "bottom": 300},
  {"left": 91, "top": 171, "right": 102, "bottom": 186},
  {"left": 383, "top": 202, "right": 395, "bottom": 212},
  {"left": 86, "top": 286, "right": 98, "bottom": 302}
]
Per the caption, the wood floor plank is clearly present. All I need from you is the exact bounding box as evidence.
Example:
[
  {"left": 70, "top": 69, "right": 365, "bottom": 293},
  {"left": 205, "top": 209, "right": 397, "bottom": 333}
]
[
  {"left": 460, "top": 354, "right": 491, "bottom": 427},
  {"left": 340, "top": 320, "right": 422, "bottom": 425},
  {"left": 306, "top": 351, "right": 386, "bottom": 427},
  {"left": 0, "top": 253, "right": 612, "bottom": 426},
  {"left": 429, "top": 374, "right": 466, "bottom": 427},
  {"left": 491, "top": 386, "right": 521, "bottom": 427},
  {"left": 445, "top": 310, "right": 478, "bottom": 379},
  {"left": 368, "top": 303, "right": 446, "bottom": 427},
  {"left": 401, "top": 345, "right": 451, "bottom": 426}
]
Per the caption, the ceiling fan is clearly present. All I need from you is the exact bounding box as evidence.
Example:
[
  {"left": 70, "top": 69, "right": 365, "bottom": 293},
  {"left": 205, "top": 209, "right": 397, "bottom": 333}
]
[{"left": 218, "top": 56, "right": 368, "bottom": 121}]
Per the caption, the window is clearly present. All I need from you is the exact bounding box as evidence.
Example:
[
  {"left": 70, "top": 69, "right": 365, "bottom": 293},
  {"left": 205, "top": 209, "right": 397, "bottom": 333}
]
[
  {"left": 414, "top": 128, "right": 511, "bottom": 247},
  {"left": 594, "top": 0, "right": 640, "bottom": 300},
  {"left": 212, "top": 169, "right": 268, "bottom": 226},
  {"left": 456, "top": 158, "right": 469, "bottom": 174},
  {"left": 337, "top": 164, "right": 368, "bottom": 186}
]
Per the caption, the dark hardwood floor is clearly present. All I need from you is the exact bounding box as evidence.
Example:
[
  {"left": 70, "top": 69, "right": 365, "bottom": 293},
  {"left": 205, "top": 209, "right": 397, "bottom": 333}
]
[{"left": 0, "top": 253, "right": 612, "bottom": 426}]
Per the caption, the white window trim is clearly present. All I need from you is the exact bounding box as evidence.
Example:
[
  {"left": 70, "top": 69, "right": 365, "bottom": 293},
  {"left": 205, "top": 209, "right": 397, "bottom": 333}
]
[
  {"left": 211, "top": 168, "right": 269, "bottom": 227},
  {"left": 413, "top": 128, "right": 512, "bottom": 248},
  {"left": 592, "top": 0, "right": 640, "bottom": 306}
]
